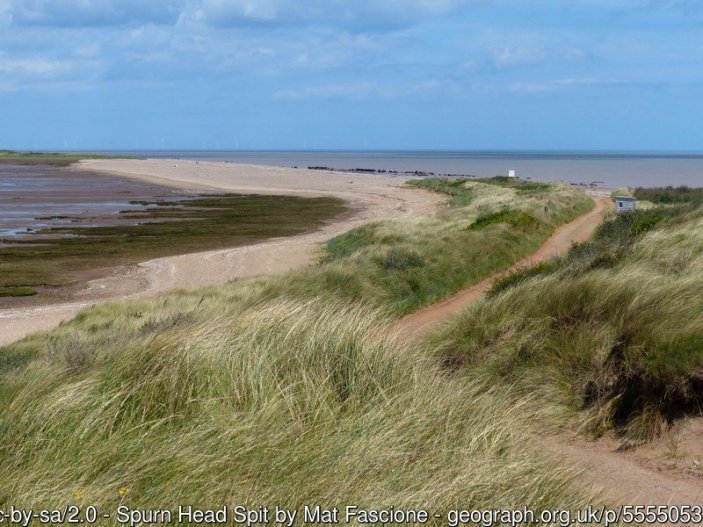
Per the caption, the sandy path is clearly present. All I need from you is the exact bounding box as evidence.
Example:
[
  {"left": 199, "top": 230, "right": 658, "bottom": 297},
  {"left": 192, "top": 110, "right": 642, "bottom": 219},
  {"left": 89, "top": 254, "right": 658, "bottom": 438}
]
[
  {"left": 393, "top": 194, "right": 703, "bottom": 506},
  {"left": 544, "top": 435, "right": 703, "bottom": 506},
  {"left": 0, "top": 159, "right": 441, "bottom": 346},
  {"left": 395, "top": 196, "right": 611, "bottom": 336}
]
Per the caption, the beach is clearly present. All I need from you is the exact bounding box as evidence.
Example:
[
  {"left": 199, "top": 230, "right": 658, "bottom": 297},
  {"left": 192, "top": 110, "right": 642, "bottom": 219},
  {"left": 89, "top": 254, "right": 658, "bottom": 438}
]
[
  {"left": 107, "top": 150, "right": 703, "bottom": 188},
  {"left": 0, "top": 159, "right": 442, "bottom": 345}
]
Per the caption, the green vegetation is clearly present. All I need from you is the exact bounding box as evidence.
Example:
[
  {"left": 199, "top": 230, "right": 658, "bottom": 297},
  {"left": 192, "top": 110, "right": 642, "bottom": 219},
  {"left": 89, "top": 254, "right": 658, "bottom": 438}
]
[
  {"left": 408, "top": 177, "right": 474, "bottom": 206},
  {"left": 434, "top": 188, "right": 703, "bottom": 446},
  {"left": 0, "top": 286, "right": 37, "bottom": 297},
  {"left": 634, "top": 185, "right": 703, "bottom": 205},
  {"left": 469, "top": 209, "right": 539, "bottom": 231},
  {"left": 0, "top": 299, "right": 591, "bottom": 513},
  {"left": 0, "top": 177, "right": 598, "bottom": 512},
  {"left": 0, "top": 194, "right": 346, "bottom": 297},
  {"left": 475, "top": 175, "right": 550, "bottom": 193},
  {"left": 316, "top": 178, "right": 593, "bottom": 314},
  {"left": 0, "top": 150, "right": 124, "bottom": 166}
]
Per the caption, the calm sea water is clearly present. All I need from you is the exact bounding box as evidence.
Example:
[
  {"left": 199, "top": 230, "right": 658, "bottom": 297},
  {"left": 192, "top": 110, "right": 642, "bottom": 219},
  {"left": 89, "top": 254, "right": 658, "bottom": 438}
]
[{"left": 107, "top": 150, "right": 703, "bottom": 189}]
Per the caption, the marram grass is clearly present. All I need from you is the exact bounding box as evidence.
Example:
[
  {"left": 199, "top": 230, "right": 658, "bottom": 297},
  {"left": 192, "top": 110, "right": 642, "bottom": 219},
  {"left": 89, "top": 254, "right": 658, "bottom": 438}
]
[
  {"left": 433, "top": 203, "right": 703, "bottom": 445},
  {"left": 0, "top": 298, "right": 592, "bottom": 514}
]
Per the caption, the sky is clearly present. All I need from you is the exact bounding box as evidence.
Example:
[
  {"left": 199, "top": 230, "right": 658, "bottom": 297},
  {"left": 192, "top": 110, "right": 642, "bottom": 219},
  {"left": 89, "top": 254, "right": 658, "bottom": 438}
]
[{"left": 0, "top": 0, "right": 701, "bottom": 151}]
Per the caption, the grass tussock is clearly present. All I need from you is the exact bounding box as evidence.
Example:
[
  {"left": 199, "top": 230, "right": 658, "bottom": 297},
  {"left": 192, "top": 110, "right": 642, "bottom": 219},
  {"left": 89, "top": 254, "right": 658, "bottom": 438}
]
[
  {"left": 434, "top": 193, "right": 703, "bottom": 445},
  {"left": 0, "top": 298, "right": 590, "bottom": 512}
]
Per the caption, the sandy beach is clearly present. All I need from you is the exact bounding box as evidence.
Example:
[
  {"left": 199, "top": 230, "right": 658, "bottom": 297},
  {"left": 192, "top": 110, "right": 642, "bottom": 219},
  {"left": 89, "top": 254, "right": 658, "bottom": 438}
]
[{"left": 0, "top": 159, "right": 442, "bottom": 346}]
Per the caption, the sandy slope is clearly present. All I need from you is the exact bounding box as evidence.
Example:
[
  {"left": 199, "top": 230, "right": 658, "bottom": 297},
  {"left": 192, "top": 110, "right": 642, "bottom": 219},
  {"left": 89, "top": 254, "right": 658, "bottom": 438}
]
[{"left": 0, "top": 159, "right": 441, "bottom": 346}]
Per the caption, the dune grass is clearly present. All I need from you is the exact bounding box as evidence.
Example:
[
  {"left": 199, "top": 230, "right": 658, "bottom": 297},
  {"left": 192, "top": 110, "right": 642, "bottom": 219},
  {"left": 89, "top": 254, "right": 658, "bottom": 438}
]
[
  {"left": 0, "top": 194, "right": 346, "bottom": 297},
  {"left": 0, "top": 298, "right": 592, "bottom": 514},
  {"left": 634, "top": 185, "right": 703, "bottom": 205},
  {"left": 0, "top": 177, "right": 599, "bottom": 512},
  {"left": 312, "top": 178, "right": 593, "bottom": 314},
  {"left": 434, "top": 192, "right": 703, "bottom": 445}
]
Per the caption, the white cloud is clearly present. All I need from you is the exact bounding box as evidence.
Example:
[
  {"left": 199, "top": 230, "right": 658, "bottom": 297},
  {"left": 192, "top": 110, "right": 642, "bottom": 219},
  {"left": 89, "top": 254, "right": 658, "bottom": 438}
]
[
  {"left": 0, "top": 80, "right": 17, "bottom": 91},
  {"left": 0, "top": 0, "right": 10, "bottom": 24},
  {"left": 490, "top": 45, "right": 548, "bottom": 68},
  {"left": 0, "top": 54, "right": 69, "bottom": 76},
  {"left": 274, "top": 79, "right": 456, "bottom": 100},
  {"left": 2, "top": 0, "right": 480, "bottom": 29},
  {"left": 182, "top": 0, "right": 280, "bottom": 24},
  {"left": 9, "top": 0, "right": 186, "bottom": 26},
  {"left": 508, "top": 77, "right": 628, "bottom": 93},
  {"left": 646, "top": 0, "right": 702, "bottom": 16},
  {"left": 478, "top": 30, "right": 588, "bottom": 71},
  {"left": 179, "top": 0, "right": 479, "bottom": 30}
]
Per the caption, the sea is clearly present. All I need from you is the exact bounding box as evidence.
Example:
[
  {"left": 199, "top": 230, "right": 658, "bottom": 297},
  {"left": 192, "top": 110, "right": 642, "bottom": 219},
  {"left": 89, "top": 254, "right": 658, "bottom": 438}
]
[
  {"left": 106, "top": 150, "right": 703, "bottom": 189},
  {"left": 3, "top": 151, "right": 703, "bottom": 241}
]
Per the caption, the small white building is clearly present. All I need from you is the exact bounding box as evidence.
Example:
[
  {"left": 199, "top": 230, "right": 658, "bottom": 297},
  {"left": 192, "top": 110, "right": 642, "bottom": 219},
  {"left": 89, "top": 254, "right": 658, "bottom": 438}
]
[
  {"left": 614, "top": 196, "right": 637, "bottom": 214},
  {"left": 507, "top": 169, "right": 516, "bottom": 178}
]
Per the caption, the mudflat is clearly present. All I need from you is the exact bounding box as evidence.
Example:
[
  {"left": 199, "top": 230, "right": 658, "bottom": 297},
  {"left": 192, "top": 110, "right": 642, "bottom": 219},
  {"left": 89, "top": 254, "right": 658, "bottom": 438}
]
[
  {"left": 0, "top": 163, "right": 186, "bottom": 240},
  {"left": 0, "top": 164, "right": 347, "bottom": 302},
  {"left": 0, "top": 159, "right": 442, "bottom": 345}
]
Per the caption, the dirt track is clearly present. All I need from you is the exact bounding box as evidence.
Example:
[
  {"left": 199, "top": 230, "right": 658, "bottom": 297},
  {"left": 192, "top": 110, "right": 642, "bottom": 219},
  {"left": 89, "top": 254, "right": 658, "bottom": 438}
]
[
  {"left": 395, "top": 195, "right": 611, "bottom": 336},
  {"left": 394, "top": 194, "right": 703, "bottom": 506}
]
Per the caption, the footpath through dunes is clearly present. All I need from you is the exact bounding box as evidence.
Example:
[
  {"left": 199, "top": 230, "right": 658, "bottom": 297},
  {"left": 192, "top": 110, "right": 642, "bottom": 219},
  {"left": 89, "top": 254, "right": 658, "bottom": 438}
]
[
  {"left": 394, "top": 194, "right": 611, "bottom": 336},
  {"left": 0, "top": 159, "right": 442, "bottom": 346},
  {"left": 393, "top": 194, "right": 703, "bottom": 507}
]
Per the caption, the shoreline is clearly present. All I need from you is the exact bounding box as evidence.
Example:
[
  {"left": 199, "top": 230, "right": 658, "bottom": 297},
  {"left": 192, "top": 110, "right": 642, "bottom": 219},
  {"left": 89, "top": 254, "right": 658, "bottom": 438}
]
[
  {"left": 0, "top": 158, "right": 442, "bottom": 346},
  {"left": 87, "top": 150, "right": 703, "bottom": 188}
]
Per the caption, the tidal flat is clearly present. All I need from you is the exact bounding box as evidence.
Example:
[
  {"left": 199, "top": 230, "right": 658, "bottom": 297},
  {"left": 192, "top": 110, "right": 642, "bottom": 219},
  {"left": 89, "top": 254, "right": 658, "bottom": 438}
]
[{"left": 0, "top": 165, "right": 346, "bottom": 298}]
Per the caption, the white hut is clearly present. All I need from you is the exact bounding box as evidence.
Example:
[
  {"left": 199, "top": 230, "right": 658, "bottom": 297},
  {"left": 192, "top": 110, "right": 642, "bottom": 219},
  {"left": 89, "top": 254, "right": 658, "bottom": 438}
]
[{"left": 614, "top": 196, "right": 636, "bottom": 214}]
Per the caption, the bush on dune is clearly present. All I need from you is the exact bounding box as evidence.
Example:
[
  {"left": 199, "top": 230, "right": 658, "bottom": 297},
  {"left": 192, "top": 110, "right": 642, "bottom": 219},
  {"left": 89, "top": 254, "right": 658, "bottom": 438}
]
[{"left": 318, "top": 178, "right": 593, "bottom": 314}]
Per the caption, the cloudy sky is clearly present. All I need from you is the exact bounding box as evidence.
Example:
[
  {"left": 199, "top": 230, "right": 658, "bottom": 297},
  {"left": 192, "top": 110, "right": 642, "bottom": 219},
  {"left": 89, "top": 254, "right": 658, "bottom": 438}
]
[{"left": 0, "top": 0, "right": 701, "bottom": 151}]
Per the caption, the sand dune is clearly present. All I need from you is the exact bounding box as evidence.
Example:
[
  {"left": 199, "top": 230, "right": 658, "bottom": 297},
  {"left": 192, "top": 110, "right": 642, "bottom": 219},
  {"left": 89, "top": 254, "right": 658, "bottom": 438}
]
[{"left": 0, "top": 159, "right": 441, "bottom": 346}]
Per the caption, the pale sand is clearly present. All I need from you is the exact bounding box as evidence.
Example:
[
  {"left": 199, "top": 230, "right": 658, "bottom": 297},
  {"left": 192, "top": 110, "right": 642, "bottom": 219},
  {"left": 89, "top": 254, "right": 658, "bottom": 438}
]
[{"left": 0, "top": 159, "right": 442, "bottom": 346}]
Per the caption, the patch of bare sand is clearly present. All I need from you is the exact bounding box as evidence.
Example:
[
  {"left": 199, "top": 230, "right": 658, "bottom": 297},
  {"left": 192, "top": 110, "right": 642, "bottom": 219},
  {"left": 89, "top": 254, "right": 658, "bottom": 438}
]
[
  {"left": 543, "top": 430, "right": 703, "bottom": 506},
  {"left": 0, "top": 159, "right": 441, "bottom": 346}
]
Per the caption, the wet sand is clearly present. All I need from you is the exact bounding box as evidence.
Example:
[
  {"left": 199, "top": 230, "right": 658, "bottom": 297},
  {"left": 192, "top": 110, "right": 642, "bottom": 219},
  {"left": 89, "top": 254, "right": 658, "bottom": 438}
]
[{"left": 0, "top": 159, "right": 442, "bottom": 346}]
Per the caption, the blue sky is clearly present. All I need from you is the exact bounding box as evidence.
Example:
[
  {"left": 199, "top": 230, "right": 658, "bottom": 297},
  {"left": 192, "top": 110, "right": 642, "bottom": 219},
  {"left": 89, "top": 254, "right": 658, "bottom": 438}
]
[{"left": 0, "top": 0, "right": 701, "bottom": 151}]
